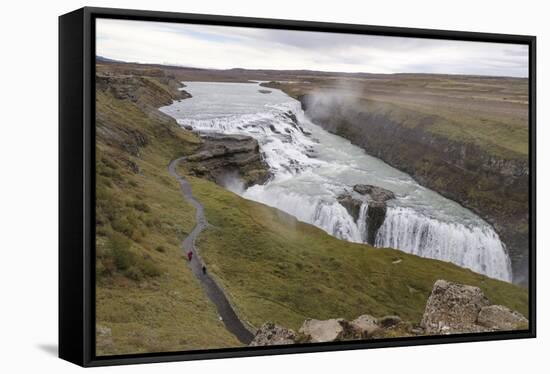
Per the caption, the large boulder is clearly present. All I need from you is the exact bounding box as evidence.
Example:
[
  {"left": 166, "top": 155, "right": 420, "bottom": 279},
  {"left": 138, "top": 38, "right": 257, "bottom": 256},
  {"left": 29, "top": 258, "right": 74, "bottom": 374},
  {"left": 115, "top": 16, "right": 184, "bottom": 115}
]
[
  {"left": 378, "top": 315, "right": 402, "bottom": 328},
  {"left": 350, "top": 314, "right": 380, "bottom": 337},
  {"left": 299, "top": 318, "right": 347, "bottom": 343},
  {"left": 477, "top": 305, "right": 528, "bottom": 330},
  {"left": 420, "top": 280, "right": 490, "bottom": 334},
  {"left": 249, "top": 322, "right": 296, "bottom": 346}
]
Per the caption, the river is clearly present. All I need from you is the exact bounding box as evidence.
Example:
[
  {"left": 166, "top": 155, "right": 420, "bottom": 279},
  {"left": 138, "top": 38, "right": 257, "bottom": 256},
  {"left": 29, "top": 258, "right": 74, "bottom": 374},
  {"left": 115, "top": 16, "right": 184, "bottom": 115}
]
[{"left": 160, "top": 81, "right": 512, "bottom": 282}]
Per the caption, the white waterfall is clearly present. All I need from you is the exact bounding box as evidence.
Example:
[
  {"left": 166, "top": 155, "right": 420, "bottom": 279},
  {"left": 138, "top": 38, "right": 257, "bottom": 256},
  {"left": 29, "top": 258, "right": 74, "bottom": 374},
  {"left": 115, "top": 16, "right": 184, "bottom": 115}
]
[{"left": 375, "top": 206, "right": 512, "bottom": 281}]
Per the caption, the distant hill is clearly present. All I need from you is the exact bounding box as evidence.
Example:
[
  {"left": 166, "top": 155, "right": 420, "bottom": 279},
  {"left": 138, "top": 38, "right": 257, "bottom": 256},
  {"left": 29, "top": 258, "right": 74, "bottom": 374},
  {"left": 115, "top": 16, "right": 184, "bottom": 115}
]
[{"left": 96, "top": 55, "right": 123, "bottom": 63}]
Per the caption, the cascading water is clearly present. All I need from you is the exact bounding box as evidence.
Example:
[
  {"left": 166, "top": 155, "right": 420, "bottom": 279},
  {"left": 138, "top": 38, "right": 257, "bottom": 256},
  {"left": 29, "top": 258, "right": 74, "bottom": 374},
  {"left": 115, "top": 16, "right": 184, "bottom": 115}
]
[
  {"left": 160, "top": 81, "right": 512, "bottom": 282},
  {"left": 375, "top": 206, "right": 511, "bottom": 281}
]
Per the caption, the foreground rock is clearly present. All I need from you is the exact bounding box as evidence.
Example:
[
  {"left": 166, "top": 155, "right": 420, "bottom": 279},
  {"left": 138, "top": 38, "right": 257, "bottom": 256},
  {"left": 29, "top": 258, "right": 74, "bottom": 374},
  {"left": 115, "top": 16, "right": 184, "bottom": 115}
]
[
  {"left": 477, "top": 305, "right": 528, "bottom": 330},
  {"left": 299, "top": 319, "right": 349, "bottom": 343},
  {"left": 378, "top": 315, "right": 402, "bottom": 328},
  {"left": 421, "top": 280, "right": 528, "bottom": 334},
  {"left": 420, "top": 280, "right": 490, "bottom": 334},
  {"left": 337, "top": 184, "right": 395, "bottom": 244},
  {"left": 250, "top": 314, "right": 410, "bottom": 346},
  {"left": 249, "top": 322, "right": 296, "bottom": 346},
  {"left": 185, "top": 133, "right": 270, "bottom": 187},
  {"left": 350, "top": 314, "right": 380, "bottom": 337}
]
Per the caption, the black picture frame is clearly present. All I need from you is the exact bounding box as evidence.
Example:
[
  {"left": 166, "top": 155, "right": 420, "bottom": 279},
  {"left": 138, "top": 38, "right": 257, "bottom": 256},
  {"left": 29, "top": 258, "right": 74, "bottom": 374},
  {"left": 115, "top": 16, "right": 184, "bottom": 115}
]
[{"left": 59, "top": 6, "right": 537, "bottom": 367}]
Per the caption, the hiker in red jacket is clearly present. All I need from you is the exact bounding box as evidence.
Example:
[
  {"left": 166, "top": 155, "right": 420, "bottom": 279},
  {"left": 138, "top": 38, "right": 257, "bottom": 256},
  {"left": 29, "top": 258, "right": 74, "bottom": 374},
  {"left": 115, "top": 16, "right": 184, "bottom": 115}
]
[{"left": 187, "top": 251, "right": 193, "bottom": 262}]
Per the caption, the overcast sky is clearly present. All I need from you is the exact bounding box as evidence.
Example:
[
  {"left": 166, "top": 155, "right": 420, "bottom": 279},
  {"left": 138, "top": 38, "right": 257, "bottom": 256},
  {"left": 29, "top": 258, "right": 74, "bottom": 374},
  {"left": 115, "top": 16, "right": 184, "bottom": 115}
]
[{"left": 96, "top": 18, "right": 528, "bottom": 77}]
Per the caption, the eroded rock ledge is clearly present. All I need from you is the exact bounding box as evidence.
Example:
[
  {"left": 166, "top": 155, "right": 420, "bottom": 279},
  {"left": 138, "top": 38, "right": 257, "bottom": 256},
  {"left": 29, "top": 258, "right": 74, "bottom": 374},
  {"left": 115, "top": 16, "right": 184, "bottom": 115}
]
[
  {"left": 337, "top": 184, "right": 395, "bottom": 244},
  {"left": 184, "top": 133, "right": 271, "bottom": 187},
  {"left": 249, "top": 280, "right": 528, "bottom": 346}
]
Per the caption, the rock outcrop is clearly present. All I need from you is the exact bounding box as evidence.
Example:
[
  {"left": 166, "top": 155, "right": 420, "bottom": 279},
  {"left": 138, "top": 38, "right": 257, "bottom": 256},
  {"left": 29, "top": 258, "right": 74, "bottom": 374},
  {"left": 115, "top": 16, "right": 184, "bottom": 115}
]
[
  {"left": 420, "top": 280, "right": 528, "bottom": 334},
  {"left": 353, "top": 184, "right": 395, "bottom": 201},
  {"left": 337, "top": 184, "right": 395, "bottom": 244},
  {"left": 249, "top": 322, "right": 296, "bottom": 346},
  {"left": 185, "top": 133, "right": 271, "bottom": 187},
  {"left": 477, "top": 305, "right": 529, "bottom": 330},
  {"left": 350, "top": 314, "right": 380, "bottom": 337},
  {"left": 298, "top": 318, "right": 365, "bottom": 343},
  {"left": 96, "top": 74, "right": 190, "bottom": 109},
  {"left": 250, "top": 314, "right": 410, "bottom": 346},
  {"left": 378, "top": 315, "right": 402, "bottom": 328},
  {"left": 420, "top": 280, "right": 490, "bottom": 334},
  {"left": 299, "top": 319, "right": 346, "bottom": 343}
]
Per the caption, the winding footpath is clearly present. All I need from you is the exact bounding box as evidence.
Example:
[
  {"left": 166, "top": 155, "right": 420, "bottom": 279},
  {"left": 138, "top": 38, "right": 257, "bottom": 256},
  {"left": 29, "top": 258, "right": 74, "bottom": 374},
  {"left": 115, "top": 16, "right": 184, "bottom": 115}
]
[{"left": 168, "top": 157, "right": 254, "bottom": 345}]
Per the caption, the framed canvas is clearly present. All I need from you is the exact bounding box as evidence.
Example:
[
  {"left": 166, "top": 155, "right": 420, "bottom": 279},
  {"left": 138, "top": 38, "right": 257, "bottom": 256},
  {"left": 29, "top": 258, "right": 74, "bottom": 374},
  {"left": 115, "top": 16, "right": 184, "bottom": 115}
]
[{"left": 59, "top": 7, "right": 536, "bottom": 367}]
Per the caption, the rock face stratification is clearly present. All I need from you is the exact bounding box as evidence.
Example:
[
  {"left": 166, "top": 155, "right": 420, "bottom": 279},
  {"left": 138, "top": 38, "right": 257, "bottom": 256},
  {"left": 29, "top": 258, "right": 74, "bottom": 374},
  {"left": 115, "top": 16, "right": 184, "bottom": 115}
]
[
  {"left": 185, "top": 133, "right": 271, "bottom": 187},
  {"left": 337, "top": 184, "right": 395, "bottom": 244}
]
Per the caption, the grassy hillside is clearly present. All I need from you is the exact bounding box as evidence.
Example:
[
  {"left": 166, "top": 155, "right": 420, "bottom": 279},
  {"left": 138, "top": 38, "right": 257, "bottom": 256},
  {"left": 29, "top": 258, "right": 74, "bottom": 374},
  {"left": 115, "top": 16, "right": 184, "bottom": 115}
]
[
  {"left": 95, "top": 62, "right": 528, "bottom": 356},
  {"left": 183, "top": 171, "right": 528, "bottom": 331},
  {"left": 95, "top": 71, "right": 241, "bottom": 355}
]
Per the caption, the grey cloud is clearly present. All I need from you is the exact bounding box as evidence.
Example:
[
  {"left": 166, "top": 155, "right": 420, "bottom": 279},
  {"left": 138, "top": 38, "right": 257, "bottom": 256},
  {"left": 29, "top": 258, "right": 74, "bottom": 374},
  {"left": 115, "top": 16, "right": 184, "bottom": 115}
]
[{"left": 96, "top": 19, "right": 529, "bottom": 77}]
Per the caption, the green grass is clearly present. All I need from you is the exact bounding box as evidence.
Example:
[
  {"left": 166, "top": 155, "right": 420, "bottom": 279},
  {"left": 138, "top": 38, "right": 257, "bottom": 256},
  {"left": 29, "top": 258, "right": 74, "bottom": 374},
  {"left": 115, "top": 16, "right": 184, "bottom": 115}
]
[
  {"left": 369, "top": 98, "right": 529, "bottom": 158},
  {"left": 95, "top": 74, "right": 240, "bottom": 355},
  {"left": 186, "top": 174, "right": 528, "bottom": 332}
]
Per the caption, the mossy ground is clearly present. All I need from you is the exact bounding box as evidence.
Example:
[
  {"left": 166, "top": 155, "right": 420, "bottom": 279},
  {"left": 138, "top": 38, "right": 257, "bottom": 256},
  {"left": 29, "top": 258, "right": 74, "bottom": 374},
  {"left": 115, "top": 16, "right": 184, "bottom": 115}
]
[{"left": 95, "top": 75, "right": 240, "bottom": 356}]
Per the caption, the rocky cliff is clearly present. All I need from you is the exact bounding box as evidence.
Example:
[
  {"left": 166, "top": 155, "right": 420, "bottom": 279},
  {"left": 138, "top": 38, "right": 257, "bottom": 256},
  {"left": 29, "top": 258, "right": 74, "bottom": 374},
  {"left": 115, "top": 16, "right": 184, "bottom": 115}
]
[{"left": 183, "top": 133, "right": 270, "bottom": 188}]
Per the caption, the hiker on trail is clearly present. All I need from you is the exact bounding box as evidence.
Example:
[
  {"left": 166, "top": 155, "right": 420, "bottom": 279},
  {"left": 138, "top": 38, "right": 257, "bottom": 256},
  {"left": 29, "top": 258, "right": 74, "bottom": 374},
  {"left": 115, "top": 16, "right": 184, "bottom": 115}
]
[
  {"left": 187, "top": 251, "right": 193, "bottom": 261},
  {"left": 202, "top": 265, "right": 207, "bottom": 274}
]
